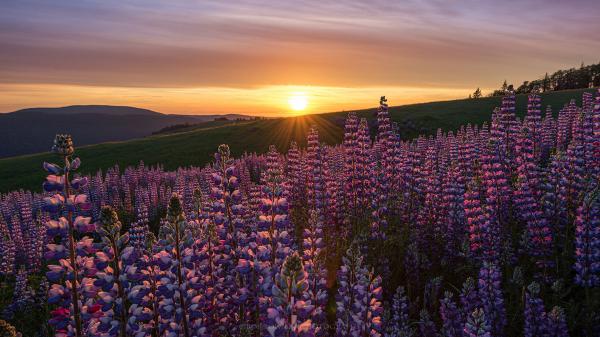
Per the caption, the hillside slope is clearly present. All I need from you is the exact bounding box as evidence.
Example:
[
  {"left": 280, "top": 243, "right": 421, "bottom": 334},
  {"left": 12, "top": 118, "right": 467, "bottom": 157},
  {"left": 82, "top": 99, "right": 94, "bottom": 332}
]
[
  {"left": 0, "top": 105, "right": 251, "bottom": 158},
  {"left": 0, "top": 88, "right": 595, "bottom": 193}
]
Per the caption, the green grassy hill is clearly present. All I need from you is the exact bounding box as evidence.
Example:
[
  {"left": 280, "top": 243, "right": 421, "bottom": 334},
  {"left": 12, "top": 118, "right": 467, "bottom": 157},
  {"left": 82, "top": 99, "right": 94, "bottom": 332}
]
[{"left": 0, "top": 88, "right": 595, "bottom": 193}]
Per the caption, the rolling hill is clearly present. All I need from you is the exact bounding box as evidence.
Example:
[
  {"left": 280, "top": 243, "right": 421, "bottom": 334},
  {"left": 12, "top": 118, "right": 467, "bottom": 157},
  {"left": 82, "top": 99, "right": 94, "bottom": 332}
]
[
  {"left": 0, "top": 105, "right": 251, "bottom": 158},
  {"left": 0, "top": 88, "right": 595, "bottom": 193}
]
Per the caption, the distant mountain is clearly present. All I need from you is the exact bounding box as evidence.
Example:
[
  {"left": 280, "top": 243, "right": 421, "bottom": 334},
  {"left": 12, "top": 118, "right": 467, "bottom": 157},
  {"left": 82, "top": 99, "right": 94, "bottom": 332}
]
[
  {"left": 11, "top": 105, "right": 163, "bottom": 116},
  {"left": 0, "top": 105, "right": 252, "bottom": 158}
]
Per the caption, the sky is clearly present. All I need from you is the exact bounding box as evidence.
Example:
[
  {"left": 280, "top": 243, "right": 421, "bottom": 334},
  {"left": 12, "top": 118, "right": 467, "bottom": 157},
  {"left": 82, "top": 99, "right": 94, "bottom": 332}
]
[{"left": 0, "top": 0, "right": 598, "bottom": 116}]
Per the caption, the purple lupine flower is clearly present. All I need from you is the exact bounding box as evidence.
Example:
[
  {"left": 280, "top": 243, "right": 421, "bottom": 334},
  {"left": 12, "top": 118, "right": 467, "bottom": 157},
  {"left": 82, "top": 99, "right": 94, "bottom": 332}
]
[
  {"left": 557, "top": 100, "right": 579, "bottom": 151},
  {"left": 418, "top": 309, "right": 437, "bottom": 337},
  {"left": 541, "top": 105, "right": 557, "bottom": 161},
  {"left": 541, "top": 153, "right": 569, "bottom": 243},
  {"left": 592, "top": 89, "right": 600, "bottom": 179},
  {"left": 286, "top": 141, "right": 305, "bottom": 208},
  {"left": 515, "top": 123, "right": 553, "bottom": 272},
  {"left": 546, "top": 306, "right": 569, "bottom": 337},
  {"left": 480, "top": 139, "right": 512, "bottom": 227},
  {"left": 356, "top": 118, "right": 373, "bottom": 215},
  {"left": 125, "top": 251, "right": 160, "bottom": 337},
  {"left": 415, "top": 142, "right": 444, "bottom": 254},
  {"left": 463, "top": 308, "right": 492, "bottom": 337},
  {"left": 423, "top": 276, "right": 442, "bottom": 314},
  {"left": 185, "top": 220, "right": 217, "bottom": 331},
  {"left": 306, "top": 126, "right": 325, "bottom": 215},
  {"left": 493, "top": 90, "right": 519, "bottom": 160},
  {"left": 323, "top": 146, "right": 345, "bottom": 231},
  {"left": 524, "top": 282, "right": 548, "bottom": 337},
  {"left": 439, "top": 291, "right": 462, "bottom": 337},
  {"left": 157, "top": 194, "right": 194, "bottom": 336},
  {"left": 94, "top": 206, "right": 131, "bottom": 336},
  {"left": 302, "top": 211, "right": 328, "bottom": 335},
  {"left": 0, "top": 216, "right": 15, "bottom": 276},
  {"left": 384, "top": 286, "right": 412, "bottom": 337},
  {"left": 459, "top": 277, "right": 480, "bottom": 325},
  {"left": 44, "top": 134, "right": 96, "bottom": 337},
  {"left": 370, "top": 197, "right": 388, "bottom": 240},
  {"left": 574, "top": 194, "right": 600, "bottom": 287},
  {"left": 361, "top": 268, "right": 383, "bottom": 337},
  {"left": 464, "top": 181, "right": 500, "bottom": 262},
  {"left": 524, "top": 90, "right": 544, "bottom": 161},
  {"left": 210, "top": 144, "right": 246, "bottom": 331},
  {"left": 267, "top": 252, "right": 314, "bottom": 337},
  {"left": 562, "top": 112, "right": 587, "bottom": 212},
  {"left": 403, "top": 241, "right": 429, "bottom": 297},
  {"left": 375, "top": 96, "right": 396, "bottom": 209},
  {"left": 129, "top": 203, "right": 150, "bottom": 251},
  {"left": 258, "top": 145, "right": 293, "bottom": 323},
  {"left": 9, "top": 215, "right": 25, "bottom": 266},
  {"left": 478, "top": 261, "right": 506, "bottom": 336},
  {"left": 336, "top": 243, "right": 367, "bottom": 337},
  {"left": 344, "top": 112, "right": 361, "bottom": 216},
  {"left": 582, "top": 96, "right": 596, "bottom": 177},
  {"left": 335, "top": 238, "right": 383, "bottom": 337},
  {"left": 2, "top": 267, "right": 34, "bottom": 320}
]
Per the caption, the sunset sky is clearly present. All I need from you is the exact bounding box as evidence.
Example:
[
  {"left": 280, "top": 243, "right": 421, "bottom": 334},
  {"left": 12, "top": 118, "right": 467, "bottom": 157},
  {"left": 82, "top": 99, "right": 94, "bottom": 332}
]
[{"left": 1, "top": 0, "right": 599, "bottom": 116}]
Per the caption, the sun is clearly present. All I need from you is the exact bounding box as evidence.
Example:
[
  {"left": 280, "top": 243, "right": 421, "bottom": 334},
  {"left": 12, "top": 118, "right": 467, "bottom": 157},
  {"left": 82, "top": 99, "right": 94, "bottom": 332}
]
[{"left": 288, "top": 93, "right": 308, "bottom": 112}]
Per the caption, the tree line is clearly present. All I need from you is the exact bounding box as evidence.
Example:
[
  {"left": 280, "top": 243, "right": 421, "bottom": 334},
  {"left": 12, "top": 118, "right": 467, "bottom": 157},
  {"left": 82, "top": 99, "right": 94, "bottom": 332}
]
[{"left": 470, "top": 61, "right": 600, "bottom": 98}]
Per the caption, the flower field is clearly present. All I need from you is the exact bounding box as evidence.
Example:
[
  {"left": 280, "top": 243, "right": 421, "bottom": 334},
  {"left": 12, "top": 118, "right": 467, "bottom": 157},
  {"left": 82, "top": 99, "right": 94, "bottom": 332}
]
[{"left": 0, "top": 90, "right": 598, "bottom": 336}]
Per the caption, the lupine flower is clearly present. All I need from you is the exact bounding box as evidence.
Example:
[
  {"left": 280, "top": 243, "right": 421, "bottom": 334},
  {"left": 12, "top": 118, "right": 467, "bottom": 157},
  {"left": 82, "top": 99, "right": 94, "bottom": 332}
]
[
  {"left": 356, "top": 118, "right": 373, "bottom": 215},
  {"left": 464, "top": 181, "right": 500, "bottom": 262},
  {"left": 418, "top": 309, "right": 437, "bottom": 337},
  {"left": 157, "top": 194, "right": 194, "bottom": 337},
  {"left": 524, "top": 282, "right": 548, "bottom": 337},
  {"left": 362, "top": 269, "right": 383, "bottom": 337},
  {"left": 94, "top": 206, "right": 131, "bottom": 336},
  {"left": 302, "top": 211, "right": 327, "bottom": 335},
  {"left": 336, "top": 244, "right": 368, "bottom": 337},
  {"left": 52, "top": 134, "right": 74, "bottom": 156},
  {"left": 2, "top": 267, "right": 34, "bottom": 320},
  {"left": 286, "top": 141, "right": 305, "bottom": 208},
  {"left": 441, "top": 163, "right": 466, "bottom": 261},
  {"left": 306, "top": 127, "right": 325, "bottom": 214},
  {"left": 44, "top": 134, "right": 95, "bottom": 337},
  {"left": 335, "top": 243, "right": 383, "bottom": 337},
  {"left": 129, "top": 203, "right": 150, "bottom": 251},
  {"left": 375, "top": 96, "right": 396, "bottom": 209},
  {"left": 546, "top": 306, "right": 569, "bottom": 337},
  {"left": 209, "top": 144, "right": 247, "bottom": 332},
  {"left": 574, "top": 193, "right": 600, "bottom": 287},
  {"left": 515, "top": 124, "right": 553, "bottom": 271},
  {"left": 439, "top": 291, "right": 462, "bottom": 337},
  {"left": 384, "top": 286, "right": 412, "bottom": 337},
  {"left": 463, "top": 308, "right": 492, "bottom": 337},
  {"left": 268, "top": 253, "right": 313, "bottom": 336},
  {"left": 344, "top": 112, "right": 361, "bottom": 215},
  {"left": 0, "top": 217, "right": 15, "bottom": 276},
  {"left": 478, "top": 261, "right": 506, "bottom": 336}
]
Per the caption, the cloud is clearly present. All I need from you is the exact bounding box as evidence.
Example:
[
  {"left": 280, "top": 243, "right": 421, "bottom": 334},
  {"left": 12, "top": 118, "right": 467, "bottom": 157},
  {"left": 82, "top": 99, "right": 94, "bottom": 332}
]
[{"left": 0, "top": 0, "right": 598, "bottom": 111}]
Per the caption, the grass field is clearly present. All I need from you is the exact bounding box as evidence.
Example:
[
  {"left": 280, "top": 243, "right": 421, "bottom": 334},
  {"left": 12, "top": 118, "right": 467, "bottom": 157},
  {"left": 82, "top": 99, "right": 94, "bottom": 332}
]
[{"left": 0, "top": 88, "right": 595, "bottom": 193}]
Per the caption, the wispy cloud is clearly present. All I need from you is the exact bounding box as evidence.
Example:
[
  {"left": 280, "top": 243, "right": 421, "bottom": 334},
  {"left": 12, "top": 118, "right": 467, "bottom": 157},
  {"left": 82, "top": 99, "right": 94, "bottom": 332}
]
[{"left": 0, "top": 0, "right": 598, "bottom": 113}]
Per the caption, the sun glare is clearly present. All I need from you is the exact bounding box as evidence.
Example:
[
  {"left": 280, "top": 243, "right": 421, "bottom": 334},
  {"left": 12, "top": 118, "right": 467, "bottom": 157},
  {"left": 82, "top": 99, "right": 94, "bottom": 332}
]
[{"left": 288, "top": 93, "right": 308, "bottom": 112}]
